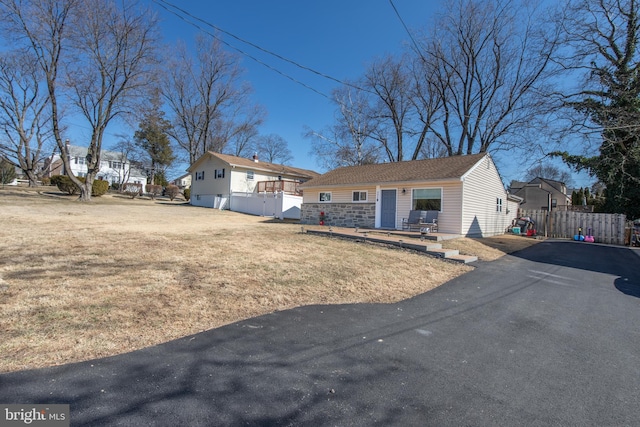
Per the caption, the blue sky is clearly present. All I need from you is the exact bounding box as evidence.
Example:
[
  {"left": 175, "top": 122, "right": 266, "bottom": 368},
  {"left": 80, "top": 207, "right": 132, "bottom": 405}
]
[
  {"left": 122, "top": 0, "right": 591, "bottom": 188},
  {"left": 146, "top": 0, "right": 441, "bottom": 172}
]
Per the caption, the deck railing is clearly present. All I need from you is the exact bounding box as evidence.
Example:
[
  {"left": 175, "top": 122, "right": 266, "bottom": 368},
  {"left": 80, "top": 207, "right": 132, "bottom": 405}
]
[{"left": 257, "top": 180, "right": 300, "bottom": 195}]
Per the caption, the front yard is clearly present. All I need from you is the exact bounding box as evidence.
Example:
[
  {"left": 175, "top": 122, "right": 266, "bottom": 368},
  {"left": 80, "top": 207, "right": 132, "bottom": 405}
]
[{"left": 0, "top": 188, "right": 536, "bottom": 372}]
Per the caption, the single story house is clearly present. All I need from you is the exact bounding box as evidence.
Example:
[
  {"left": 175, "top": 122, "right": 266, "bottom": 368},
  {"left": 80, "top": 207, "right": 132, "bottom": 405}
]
[
  {"left": 299, "top": 153, "right": 521, "bottom": 237},
  {"left": 510, "top": 177, "right": 572, "bottom": 211},
  {"left": 188, "top": 152, "right": 319, "bottom": 210}
]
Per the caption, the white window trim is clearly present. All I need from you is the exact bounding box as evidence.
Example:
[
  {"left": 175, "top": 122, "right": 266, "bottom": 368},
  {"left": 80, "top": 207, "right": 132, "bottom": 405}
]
[
  {"left": 352, "top": 190, "right": 368, "bottom": 202},
  {"left": 319, "top": 192, "right": 332, "bottom": 203},
  {"left": 411, "top": 187, "right": 443, "bottom": 212},
  {"left": 247, "top": 170, "right": 254, "bottom": 180}
]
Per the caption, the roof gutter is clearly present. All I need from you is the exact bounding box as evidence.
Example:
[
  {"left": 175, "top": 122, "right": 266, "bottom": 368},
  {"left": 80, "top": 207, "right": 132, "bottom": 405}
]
[{"left": 300, "top": 177, "right": 464, "bottom": 190}]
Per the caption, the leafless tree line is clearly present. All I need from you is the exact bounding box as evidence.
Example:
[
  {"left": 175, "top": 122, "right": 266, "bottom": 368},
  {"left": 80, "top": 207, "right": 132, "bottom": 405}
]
[
  {"left": 308, "top": 0, "right": 563, "bottom": 169},
  {"left": 0, "top": 0, "right": 270, "bottom": 200}
]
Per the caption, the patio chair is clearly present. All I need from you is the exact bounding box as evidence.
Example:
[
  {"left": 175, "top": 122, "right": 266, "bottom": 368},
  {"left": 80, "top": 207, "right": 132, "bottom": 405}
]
[
  {"left": 421, "top": 210, "right": 438, "bottom": 233},
  {"left": 402, "top": 210, "right": 426, "bottom": 231},
  {"left": 402, "top": 210, "right": 439, "bottom": 232}
]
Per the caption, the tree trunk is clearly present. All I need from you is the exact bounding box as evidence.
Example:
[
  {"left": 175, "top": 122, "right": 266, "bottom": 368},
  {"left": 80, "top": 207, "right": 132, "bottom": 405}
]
[
  {"left": 78, "top": 179, "right": 92, "bottom": 202},
  {"left": 26, "top": 171, "right": 40, "bottom": 187}
]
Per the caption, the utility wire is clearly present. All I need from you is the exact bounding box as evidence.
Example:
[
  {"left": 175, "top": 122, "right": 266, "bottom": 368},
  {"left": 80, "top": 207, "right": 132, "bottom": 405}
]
[
  {"left": 152, "top": 0, "right": 369, "bottom": 98},
  {"left": 388, "top": 0, "right": 428, "bottom": 63},
  {"left": 151, "top": 0, "right": 330, "bottom": 99}
]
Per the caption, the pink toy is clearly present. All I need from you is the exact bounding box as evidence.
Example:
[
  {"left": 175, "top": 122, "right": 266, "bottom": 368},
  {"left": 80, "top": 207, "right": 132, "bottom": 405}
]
[{"left": 584, "top": 227, "right": 595, "bottom": 243}]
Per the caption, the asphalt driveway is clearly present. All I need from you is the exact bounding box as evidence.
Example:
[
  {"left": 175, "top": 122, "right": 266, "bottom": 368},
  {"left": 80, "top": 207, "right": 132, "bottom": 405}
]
[{"left": 1, "top": 240, "right": 639, "bottom": 426}]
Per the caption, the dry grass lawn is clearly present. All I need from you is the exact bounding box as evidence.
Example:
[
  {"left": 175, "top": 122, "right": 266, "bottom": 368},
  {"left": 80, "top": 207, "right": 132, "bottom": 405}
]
[{"left": 0, "top": 187, "right": 539, "bottom": 373}]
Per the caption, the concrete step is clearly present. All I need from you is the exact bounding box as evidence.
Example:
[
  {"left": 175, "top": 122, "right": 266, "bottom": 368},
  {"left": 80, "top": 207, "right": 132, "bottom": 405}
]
[
  {"left": 425, "top": 248, "right": 460, "bottom": 258},
  {"left": 445, "top": 254, "right": 479, "bottom": 264}
]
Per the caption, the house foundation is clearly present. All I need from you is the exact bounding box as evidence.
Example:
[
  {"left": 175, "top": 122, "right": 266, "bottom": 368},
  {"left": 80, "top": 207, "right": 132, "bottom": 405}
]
[{"left": 301, "top": 203, "right": 376, "bottom": 228}]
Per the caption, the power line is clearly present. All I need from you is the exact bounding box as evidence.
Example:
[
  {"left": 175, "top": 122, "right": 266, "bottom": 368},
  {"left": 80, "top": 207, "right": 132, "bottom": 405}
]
[
  {"left": 151, "top": 0, "right": 369, "bottom": 98},
  {"left": 151, "top": 0, "right": 330, "bottom": 99},
  {"left": 388, "top": 0, "right": 428, "bottom": 63}
]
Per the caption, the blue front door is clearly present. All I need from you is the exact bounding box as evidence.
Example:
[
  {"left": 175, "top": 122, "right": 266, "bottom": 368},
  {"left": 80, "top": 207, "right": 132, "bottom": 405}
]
[{"left": 381, "top": 189, "right": 397, "bottom": 228}]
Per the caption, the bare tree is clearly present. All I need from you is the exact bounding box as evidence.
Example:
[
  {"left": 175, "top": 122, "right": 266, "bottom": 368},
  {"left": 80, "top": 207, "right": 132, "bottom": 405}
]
[
  {"left": 422, "top": 0, "right": 559, "bottom": 156},
  {"left": 255, "top": 134, "right": 293, "bottom": 164},
  {"left": 0, "top": 52, "right": 52, "bottom": 186},
  {"left": 407, "top": 55, "right": 445, "bottom": 159},
  {"left": 224, "top": 104, "right": 264, "bottom": 158},
  {"left": 363, "top": 55, "right": 413, "bottom": 162},
  {"left": 65, "top": 0, "right": 159, "bottom": 200},
  {"left": 306, "top": 85, "right": 380, "bottom": 169},
  {"left": 163, "top": 36, "right": 264, "bottom": 165},
  {"left": 0, "top": 0, "right": 76, "bottom": 189},
  {"left": 109, "top": 134, "right": 144, "bottom": 189},
  {"left": 0, "top": 0, "right": 159, "bottom": 201},
  {"left": 523, "top": 163, "right": 574, "bottom": 185},
  {"left": 550, "top": 0, "right": 640, "bottom": 217}
]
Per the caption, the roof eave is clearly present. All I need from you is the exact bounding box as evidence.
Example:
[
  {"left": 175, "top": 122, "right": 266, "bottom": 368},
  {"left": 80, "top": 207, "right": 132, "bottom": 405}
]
[{"left": 301, "top": 177, "right": 464, "bottom": 189}]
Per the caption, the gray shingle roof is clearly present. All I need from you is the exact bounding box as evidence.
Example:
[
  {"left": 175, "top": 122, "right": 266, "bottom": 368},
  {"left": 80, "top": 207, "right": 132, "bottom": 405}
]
[
  {"left": 66, "top": 145, "right": 128, "bottom": 162},
  {"left": 194, "top": 152, "right": 320, "bottom": 180},
  {"left": 300, "top": 154, "right": 487, "bottom": 188}
]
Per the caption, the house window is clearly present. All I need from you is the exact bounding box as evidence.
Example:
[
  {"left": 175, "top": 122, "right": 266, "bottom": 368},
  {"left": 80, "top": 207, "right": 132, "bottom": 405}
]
[
  {"left": 215, "top": 168, "right": 225, "bottom": 179},
  {"left": 247, "top": 171, "right": 254, "bottom": 180},
  {"left": 111, "top": 161, "right": 122, "bottom": 169},
  {"left": 319, "top": 192, "right": 331, "bottom": 202},
  {"left": 75, "top": 157, "right": 85, "bottom": 165},
  {"left": 412, "top": 188, "right": 441, "bottom": 211},
  {"left": 352, "top": 191, "right": 367, "bottom": 202},
  {"left": 497, "top": 197, "right": 503, "bottom": 212}
]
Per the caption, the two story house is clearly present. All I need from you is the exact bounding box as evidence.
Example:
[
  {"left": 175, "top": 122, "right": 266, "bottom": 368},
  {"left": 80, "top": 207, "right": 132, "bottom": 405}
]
[
  {"left": 188, "top": 151, "right": 319, "bottom": 210},
  {"left": 509, "top": 177, "right": 572, "bottom": 211},
  {"left": 47, "top": 144, "right": 147, "bottom": 187}
]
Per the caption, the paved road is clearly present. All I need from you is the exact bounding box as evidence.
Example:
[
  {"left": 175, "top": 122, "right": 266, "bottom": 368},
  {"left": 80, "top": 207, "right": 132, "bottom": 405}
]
[{"left": 1, "top": 240, "right": 639, "bottom": 426}]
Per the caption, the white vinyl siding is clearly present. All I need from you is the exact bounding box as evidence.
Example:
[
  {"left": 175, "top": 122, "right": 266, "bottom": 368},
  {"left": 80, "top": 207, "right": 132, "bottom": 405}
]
[
  {"left": 461, "top": 156, "right": 513, "bottom": 237},
  {"left": 303, "top": 188, "right": 373, "bottom": 204},
  {"left": 190, "top": 157, "right": 230, "bottom": 207},
  {"left": 394, "top": 182, "right": 462, "bottom": 234}
]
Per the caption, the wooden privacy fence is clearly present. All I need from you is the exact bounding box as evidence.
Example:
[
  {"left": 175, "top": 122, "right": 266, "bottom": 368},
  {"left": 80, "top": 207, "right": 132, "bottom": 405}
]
[{"left": 519, "top": 209, "right": 627, "bottom": 245}]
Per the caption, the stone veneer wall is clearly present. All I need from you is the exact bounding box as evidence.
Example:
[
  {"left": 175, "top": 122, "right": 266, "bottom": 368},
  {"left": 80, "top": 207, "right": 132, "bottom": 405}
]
[{"left": 301, "top": 203, "right": 376, "bottom": 228}]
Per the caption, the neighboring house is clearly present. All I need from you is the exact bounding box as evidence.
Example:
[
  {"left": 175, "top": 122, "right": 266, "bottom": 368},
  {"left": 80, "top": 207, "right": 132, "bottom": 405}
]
[
  {"left": 299, "top": 154, "right": 521, "bottom": 237},
  {"left": 188, "top": 152, "right": 319, "bottom": 209},
  {"left": 171, "top": 173, "right": 191, "bottom": 189},
  {"left": 47, "top": 144, "right": 147, "bottom": 187},
  {"left": 510, "top": 177, "right": 571, "bottom": 211}
]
